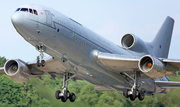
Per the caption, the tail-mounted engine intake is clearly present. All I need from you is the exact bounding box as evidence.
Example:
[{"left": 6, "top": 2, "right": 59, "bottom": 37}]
[
  {"left": 4, "top": 59, "right": 31, "bottom": 82},
  {"left": 121, "top": 33, "right": 149, "bottom": 53},
  {"left": 138, "top": 55, "right": 166, "bottom": 78}
]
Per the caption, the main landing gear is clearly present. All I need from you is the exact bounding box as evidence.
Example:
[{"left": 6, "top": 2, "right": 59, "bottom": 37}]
[
  {"left": 36, "top": 46, "right": 46, "bottom": 67},
  {"left": 123, "top": 71, "right": 145, "bottom": 101},
  {"left": 55, "top": 73, "right": 76, "bottom": 102}
]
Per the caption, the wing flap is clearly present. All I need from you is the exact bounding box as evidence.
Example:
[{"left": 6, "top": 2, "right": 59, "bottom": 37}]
[
  {"left": 94, "top": 86, "right": 112, "bottom": 91},
  {"left": 155, "top": 81, "right": 180, "bottom": 88},
  {"left": 98, "top": 52, "right": 140, "bottom": 72}
]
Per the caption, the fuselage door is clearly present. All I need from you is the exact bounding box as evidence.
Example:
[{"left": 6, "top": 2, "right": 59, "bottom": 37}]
[{"left": 45, "top": 10, "right": 52, "bottom": 25}]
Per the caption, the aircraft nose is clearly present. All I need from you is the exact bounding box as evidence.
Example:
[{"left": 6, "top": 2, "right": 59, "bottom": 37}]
[{"left": 11, "top": 12, "right": 24, "bottom": 27}]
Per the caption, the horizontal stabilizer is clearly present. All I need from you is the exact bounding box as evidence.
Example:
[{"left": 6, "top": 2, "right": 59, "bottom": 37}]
[
  {"left": 155, "top": 81, "right": 180, "bottom": 88},
  {"left": 162, "top": 58, "right": 180, "bottom": 71}
]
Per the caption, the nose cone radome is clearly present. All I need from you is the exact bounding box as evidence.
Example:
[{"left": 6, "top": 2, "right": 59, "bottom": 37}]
[{"left": 11, "top": 12, "right": 24, "bottom": 27}]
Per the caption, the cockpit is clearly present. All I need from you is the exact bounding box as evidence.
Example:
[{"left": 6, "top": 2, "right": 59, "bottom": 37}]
[{"left": 16, "top": 8, "right": 38, "bottom": 15}]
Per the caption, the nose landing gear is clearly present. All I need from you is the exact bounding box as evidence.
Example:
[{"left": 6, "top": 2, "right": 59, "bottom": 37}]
[
  {"left": 36, "top": 46, "right": 46, "bottom": 67},
  {"left": 55, "top": 73, "right": 76, "bottom": 102}
]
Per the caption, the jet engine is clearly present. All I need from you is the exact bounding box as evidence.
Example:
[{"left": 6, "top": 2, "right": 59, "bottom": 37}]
[
  {"left": 138, "top": 55, "right": 166, "bottom": 78},
  {"left": 121, "top": 33, "right": 149, "bottom": 53},
  {"left": 4, "top": 59, "right": 31, "bottom": 82}
]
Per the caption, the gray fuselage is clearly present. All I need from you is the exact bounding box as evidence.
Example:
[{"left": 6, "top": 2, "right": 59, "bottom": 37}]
[{"left": 12, "top": 4, "right": 167, "bottom": 94}]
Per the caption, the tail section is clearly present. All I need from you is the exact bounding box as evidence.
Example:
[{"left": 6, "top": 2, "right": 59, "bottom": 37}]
[{"left": 149, "top": 16, "right": 174, "bottom": 58}]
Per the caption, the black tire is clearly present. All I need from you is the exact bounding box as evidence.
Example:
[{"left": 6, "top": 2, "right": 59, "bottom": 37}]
[
  {"left": 132, "top": 89, "right": 137, "bottom": 99},
  {"left": 123, "top": 89, "right": 129, "bottom": 98},
  {"left": 61, "top": 96, "right": 67, "bottom": 102},
  {"left": 67, "top": 90, "right": 70, "bottom": 99},
  {"left": 37, "top": 60, "right": 40, "bottom": 67},
  {"left": 130, "top": 95, "right": 135, "bottom": 101},
  {"left": 69, "top": 93, "right": 76, "bottom": 102},
  {"left": 138, "top": 91, "right": 145, "bottom": 101},
  {"left": 63, "top": 90, "right": 68, "bottom": 100},
  {"left": 41, "top": 60, "right": 45, "bottom": 67},
  {"left": 55, "top": 90, "right": 61, "bottom": 100}
]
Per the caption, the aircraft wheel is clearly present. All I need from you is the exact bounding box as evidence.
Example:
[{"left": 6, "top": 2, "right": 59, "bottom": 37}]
[
  {"left": 37, "top": 60, "right": 40, "bottom": 67},
  {"left": 130, "top": 95, "right": 135, "bottom": 101},
  {"left": 69, "top": 93, "right": 76, "bottom": 102},
  {"left": 138, "top": 91, "right": 145, "bottom": 101},
  {"left": 61, "top": 96, "right": 67, "bottom": 102},
  {"left": 132, "top": 89, "right": 137, "bottom": 99},
  {"left": 123, "top": 89, "right": 130, "bottom": 98},
  {"left": 41, "top": 60, "right": 46, "bottom": 67},
  {"left": 55, "top": 90, "right": 61, "bottom": 100},
  {"left": 63, "top": 90, "right": 68, "bottom": 101}
]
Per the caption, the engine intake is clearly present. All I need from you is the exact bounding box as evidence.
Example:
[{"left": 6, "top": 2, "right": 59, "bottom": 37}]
[
  {"left": 121, "top": 33, "right": 135, "bottom": 49},
  {"left": 121, "top": 33, "right": 150, "bottom": 53},
  {"left": 138, "top": 55, "right": 166, "bottom": 78},
  {"left": 4, "top": 59, "right": 31, "bottom": 82}
]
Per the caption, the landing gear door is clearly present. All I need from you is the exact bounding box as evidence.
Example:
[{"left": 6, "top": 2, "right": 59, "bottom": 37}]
[{"left": 45, "top": 10, "right": 53, "bottom": 26}]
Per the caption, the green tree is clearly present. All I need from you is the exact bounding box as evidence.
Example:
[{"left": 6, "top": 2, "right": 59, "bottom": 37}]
[
  {"left": 0, "top": 56, "right": 7, "bottom": 67},
  {"left": 80, "top": 84, "right": 102, "bottom": 106},
  {"left": 0, "top": 75, "right": 21, "bottom": 105}
]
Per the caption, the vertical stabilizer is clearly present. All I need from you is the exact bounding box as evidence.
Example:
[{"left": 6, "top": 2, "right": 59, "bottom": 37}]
[{"left": 150, "top": 16, "right": 174, "bottom": 58}]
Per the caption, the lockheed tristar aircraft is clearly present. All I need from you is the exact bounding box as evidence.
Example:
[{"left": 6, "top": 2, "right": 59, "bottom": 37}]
[{"left": 1, "top": 4, "right": 180, "bottom": 102}]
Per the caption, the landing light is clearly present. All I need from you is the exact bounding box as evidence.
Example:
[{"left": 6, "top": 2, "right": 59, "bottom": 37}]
[{"left": 95, "top": 51, "right": 99, "bottom": 57}]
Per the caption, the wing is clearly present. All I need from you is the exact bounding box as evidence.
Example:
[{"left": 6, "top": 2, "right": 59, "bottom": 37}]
[
  {"left": 97, "top": 52, "right": 150, "bottom": 79},
  {"left": 27, "top": 56, "right": 67, "bottom": 76},
  {"left": 98, "top": 52, "right": 180, "bottom": 72},
  {"left": 27, "top": 56, "right": 81, "bottom": 80},
  {"left": 97, "top": 52, "right": 180, "bottom": 80},
  {"left": 98, "top": 52, "right": 140, "bottom": 72},
  {"left": 0, "top": 56, "right": 81, "bottom": 80},
  {"left": 155, "top": 81, "right": 180, "bottom": 88}
]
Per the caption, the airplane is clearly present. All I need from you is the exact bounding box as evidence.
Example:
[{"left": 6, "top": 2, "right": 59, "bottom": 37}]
[{"left": 1, "top": 4, "right": 180, "bottom": 102}]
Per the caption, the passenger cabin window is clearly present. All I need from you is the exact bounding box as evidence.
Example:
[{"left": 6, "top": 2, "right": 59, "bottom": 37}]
[
  {"left": 29, "top": 9, "right": 33, "bottom": 14},
  {"left": 33, "top": 10, "right": 38, "bottom": 15},
  {"left": 21, "top": 8, "right": 28, "bottom": 12}
]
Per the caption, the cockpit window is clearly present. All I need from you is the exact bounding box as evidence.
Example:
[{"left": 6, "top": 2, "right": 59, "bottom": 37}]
[
  {"left": 16, "top": 8, "right": 20, "bottom": 11},
  {"left": 33, "top": 10, "right": 38, "bottom": 15},
  {"left": 29, "top": 9, "right": 33, "bottom": 14},
  {"left": 21, "top": 8, "right": 28, "bottom": 12},
  {"left": 15, "top": 7, "right": 38, "bottom": 15}
]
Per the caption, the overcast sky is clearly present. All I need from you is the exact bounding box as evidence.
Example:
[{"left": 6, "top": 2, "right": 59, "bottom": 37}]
[{"left": 1, "top": 0, "right": 180, "bottom": 61}]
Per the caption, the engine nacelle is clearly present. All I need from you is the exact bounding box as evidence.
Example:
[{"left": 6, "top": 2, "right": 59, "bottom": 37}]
[
  {"left": 121, "top": 33, "right": 149, "bottom": 53},
  {"left": 138, "top": 55, "right": 166, "bottom": 78},
  {"left": 4, "top": 59, "right": 31, "bottom": 82}
]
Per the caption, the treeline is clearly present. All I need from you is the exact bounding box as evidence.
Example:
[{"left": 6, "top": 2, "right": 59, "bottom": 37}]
[{"left": 0, "top": 56, "right": 180, "bottom": 107}]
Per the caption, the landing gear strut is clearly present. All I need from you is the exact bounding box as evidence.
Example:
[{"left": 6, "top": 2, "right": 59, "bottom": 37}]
[
  {"left": 36, "top": 46, "right": 46, "bottom": 67},
  {"left": 123, "top": 71, "right": 145, "bottom": 101},
  {"left": 55, "top": 73, "right": 76, "bottom": 102}
]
